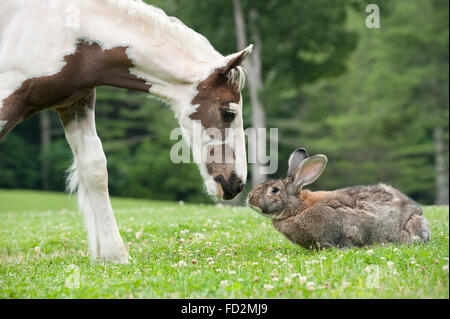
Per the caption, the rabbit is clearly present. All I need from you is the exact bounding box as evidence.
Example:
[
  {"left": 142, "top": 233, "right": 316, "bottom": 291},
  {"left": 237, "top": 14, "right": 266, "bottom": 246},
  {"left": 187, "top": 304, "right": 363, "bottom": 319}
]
[{"left": 247, "top": 148, "right": 430, "bottom": 249}]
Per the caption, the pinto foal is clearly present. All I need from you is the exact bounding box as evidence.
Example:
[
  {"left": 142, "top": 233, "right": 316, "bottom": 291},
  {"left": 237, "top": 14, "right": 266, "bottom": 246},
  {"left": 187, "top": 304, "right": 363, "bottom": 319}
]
[{"left": 0, "top": 0, "right": 253, "bottom": 263}]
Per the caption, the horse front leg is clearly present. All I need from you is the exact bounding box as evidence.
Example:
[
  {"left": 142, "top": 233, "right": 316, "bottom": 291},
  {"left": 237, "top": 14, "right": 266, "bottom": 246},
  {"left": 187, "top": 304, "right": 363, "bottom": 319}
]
[{"left": 57, "top": 89, "right": 129, "bottom": 264}]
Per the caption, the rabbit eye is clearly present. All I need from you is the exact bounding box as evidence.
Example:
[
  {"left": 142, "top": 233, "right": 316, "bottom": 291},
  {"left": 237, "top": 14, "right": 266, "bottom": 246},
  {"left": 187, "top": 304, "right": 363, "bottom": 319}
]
[{"left": 271, "top": 187, "right": 280, "bottom": 194}]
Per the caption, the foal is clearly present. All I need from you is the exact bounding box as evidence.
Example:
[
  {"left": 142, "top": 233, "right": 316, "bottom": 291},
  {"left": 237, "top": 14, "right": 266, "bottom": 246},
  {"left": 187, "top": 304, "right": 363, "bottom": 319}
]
[{"left": 0, "top": 0, "right": 253, "bottom": 263}]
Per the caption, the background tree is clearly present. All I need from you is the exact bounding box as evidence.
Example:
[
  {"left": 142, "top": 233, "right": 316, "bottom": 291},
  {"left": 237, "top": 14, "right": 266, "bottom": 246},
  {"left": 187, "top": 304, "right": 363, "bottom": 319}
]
[
  {"left": 164, "top": 0, "right": 357, "bottom": 188},
  {"left": 0, "top": 0, "right": 447, "bottom": 206},
  {"left": 287, "top": 0, "right": 449, "bottom": 204}
]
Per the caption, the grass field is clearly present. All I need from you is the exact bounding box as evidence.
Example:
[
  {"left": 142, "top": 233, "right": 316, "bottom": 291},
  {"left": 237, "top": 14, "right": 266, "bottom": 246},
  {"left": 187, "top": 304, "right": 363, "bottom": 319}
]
[{"left": 0, "top": 189, "right": 448, "bottom": 299}]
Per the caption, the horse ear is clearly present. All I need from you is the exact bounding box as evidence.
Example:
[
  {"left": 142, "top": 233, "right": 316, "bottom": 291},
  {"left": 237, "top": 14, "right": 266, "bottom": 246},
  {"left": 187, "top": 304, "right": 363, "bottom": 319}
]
[{"left": 220, "top": 44, "right": 253, "bottom": 75}]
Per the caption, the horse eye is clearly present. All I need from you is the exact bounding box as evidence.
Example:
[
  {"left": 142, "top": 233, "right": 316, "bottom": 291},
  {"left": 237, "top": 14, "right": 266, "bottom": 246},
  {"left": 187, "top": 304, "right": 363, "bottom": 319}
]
[
  {"left": 220, "top": 109, "right": 236, "bottom": 122},
  {"left": 271, "top": 187, "right": 280, "bottom": 194}
]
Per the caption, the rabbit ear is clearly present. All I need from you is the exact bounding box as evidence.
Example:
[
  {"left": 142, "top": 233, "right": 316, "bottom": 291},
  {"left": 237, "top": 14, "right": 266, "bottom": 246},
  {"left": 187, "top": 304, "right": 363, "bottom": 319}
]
[
  {"left": 287, "top": 148, "right": 308, "bottom": 177},
  {"left": 293, "top": 155, "right": 327, "bottom": 189}
]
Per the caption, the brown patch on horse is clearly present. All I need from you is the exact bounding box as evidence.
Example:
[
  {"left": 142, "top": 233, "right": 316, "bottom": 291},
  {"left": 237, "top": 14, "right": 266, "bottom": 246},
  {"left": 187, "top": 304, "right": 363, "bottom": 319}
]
[
  {"left": 0, "top": 40, "right": 151, "bottom": 139},
  {"left": 205, "top": 143, "right": 236, "bottom": 176},
  {"left": 189, "top": 51, "right": 247, "bottom": 140},
  {"left": 189, "top": 70, "right": 239, "bottom": 140},
  {"left": 56, "top": 89, "right": 96, "bottom": 126}
]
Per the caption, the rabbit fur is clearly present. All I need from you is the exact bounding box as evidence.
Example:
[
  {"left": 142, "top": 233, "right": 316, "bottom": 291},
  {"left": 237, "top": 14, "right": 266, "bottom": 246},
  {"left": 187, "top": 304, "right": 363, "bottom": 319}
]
[{"left": 247, "top": 148, "right": 430, "bottom": 249}]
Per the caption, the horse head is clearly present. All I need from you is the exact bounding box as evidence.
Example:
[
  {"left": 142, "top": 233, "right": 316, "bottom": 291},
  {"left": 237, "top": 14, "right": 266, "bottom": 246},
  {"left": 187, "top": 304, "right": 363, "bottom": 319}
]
[{"left": 179, "top": 45, "right": 253, "bottom": 200}]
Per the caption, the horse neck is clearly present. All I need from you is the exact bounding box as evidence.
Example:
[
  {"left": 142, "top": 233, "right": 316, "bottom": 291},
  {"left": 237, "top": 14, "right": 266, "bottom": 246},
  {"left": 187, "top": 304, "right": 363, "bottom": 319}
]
[{"left": 80, "top": 0, "right": 222, "bottom": 104}]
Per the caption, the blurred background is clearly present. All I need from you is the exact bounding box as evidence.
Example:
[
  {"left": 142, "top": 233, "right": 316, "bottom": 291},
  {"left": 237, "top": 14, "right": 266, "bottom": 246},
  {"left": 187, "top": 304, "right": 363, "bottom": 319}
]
[{"left": 0, "top": 0, "right": 448, "bottom": 205}]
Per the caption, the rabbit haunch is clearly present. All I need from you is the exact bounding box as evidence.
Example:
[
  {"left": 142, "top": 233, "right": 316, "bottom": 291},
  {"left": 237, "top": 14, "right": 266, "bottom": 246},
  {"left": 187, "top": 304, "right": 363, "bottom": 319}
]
[{"left": 247, "top": 148, "right": 430, "bottom": 249}]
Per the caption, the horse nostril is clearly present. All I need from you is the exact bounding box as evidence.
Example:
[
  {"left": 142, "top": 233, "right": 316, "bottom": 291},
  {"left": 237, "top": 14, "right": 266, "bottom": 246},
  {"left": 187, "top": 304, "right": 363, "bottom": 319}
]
[
  {"left": 237, "top": 181, "right": 245, "bottom": 193},
  {"left": 214, "top": 175, "right": 225, "bottom": 184},
  {"left": 214, "top": 174, "right": 244, "bottom": 199}
]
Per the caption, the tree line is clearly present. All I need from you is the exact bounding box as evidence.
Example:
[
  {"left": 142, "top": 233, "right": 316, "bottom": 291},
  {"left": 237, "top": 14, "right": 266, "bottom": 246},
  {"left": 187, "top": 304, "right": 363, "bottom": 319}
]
[{"left": 0, "top": 0, "right": 448, "bottom": 205}]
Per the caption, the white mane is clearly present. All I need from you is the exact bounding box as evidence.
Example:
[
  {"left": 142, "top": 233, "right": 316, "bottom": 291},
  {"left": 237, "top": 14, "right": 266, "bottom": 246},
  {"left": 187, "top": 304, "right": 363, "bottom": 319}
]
[
  {"left": 101, "top": 0, "right": 223, "bottom": 62},
  {"left": 227, "top": 65, "right": 247, "bottom": 91}
]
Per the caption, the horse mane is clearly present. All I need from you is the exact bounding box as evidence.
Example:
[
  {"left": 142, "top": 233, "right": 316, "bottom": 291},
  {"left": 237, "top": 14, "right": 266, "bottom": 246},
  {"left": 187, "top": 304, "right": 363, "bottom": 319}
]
[
  {"left": 101, "top": 0, "right": 222, "bottom": 61},
  {"left": 101, "top": 0, "right": 246, "bottom": 89},
  {"left": 227, "top": 66, "right": 247, "bottom": 91}
]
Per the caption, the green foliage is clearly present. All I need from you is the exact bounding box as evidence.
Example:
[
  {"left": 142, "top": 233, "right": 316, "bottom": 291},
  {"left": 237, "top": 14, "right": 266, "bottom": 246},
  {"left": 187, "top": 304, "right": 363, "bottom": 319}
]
[
  {"left": 0, "top": 0, "right": 447, "bottom": 204},
  {"left": 0, "top": 190, "right": 448, "bottom": 298},
  {"left": 271, "top": 0, "right": 449, "bottom": 204},
  {"left": 0, "top": 127, "right": 40, "bottom": 189}
]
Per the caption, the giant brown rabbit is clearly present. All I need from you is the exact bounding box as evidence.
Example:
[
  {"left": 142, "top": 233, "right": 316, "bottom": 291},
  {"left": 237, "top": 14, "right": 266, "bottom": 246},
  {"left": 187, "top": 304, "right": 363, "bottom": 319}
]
[{"left": 247, "top": 148, "right": 430, "bottom": 249}]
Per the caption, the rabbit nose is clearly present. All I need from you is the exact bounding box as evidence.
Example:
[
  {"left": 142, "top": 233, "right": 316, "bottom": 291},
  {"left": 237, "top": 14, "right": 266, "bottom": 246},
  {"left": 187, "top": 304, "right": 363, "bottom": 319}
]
[{"left": 214, "top": 172, "right": 245, "bottom": 200}]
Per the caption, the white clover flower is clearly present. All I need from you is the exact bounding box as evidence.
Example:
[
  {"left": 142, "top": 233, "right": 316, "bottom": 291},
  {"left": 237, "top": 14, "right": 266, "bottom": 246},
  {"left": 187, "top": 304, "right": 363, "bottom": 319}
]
[
  {"left": 34, "top": 246, "right": 41, "bottom": 254},
  {"left": 341, "top": 280, "right": 350, "bottom": 289},
  {"left": 299, "top": 276, "right": 307, "bottom": 284},
  {"left": 135, "top": 231, "right": 143, "bottom": 239},
  {"left": 272, "top": 277, "right": 279, "bottom": 282},
  {"left": 443, "top": 265, "right": 448, "bottom": 271},
  {"left": 367, "top": 249, "right": 374, "bottom": 256},
  {"left": 284, "top": 278, "right": 291, "bottom": 286},
  {"left": 387, "top": 261, "right": 394, "bottom": 269},
  {"left": 180, "top": 229, "right": 189, "bottom": 236},
  {"left": 228, "top": 270, "right": 236, "bottom": 275},
  {"left": 220, "top": 280, "right": 228, "bottom": 287},
  {"left": 178, "top": 260, "right": 187, "bottom": 268},
  {"left": 264, "top": 284, "right": 274, "bottom": 291},
  {"left": 194, "top": 233, "right": 206, "bottom": 241},
  {"left": 306, "top": 282, "right": 315, "bottom": 291},
  {"left": 216, "top": 268, "right": 222, "bottom": 273}
]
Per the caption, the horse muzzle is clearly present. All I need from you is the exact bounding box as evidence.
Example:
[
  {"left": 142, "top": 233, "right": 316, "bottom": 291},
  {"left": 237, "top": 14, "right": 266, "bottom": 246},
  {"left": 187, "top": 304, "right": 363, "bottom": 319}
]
[{"left": 214, "top": 171, "right": 245, "bottom": 200}]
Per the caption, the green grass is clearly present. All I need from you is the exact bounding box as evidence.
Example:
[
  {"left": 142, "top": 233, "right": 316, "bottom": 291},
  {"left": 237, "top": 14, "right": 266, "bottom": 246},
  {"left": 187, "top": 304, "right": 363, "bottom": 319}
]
[{"left": 0, "top": 189, "right": 448, "bottom": 299}]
